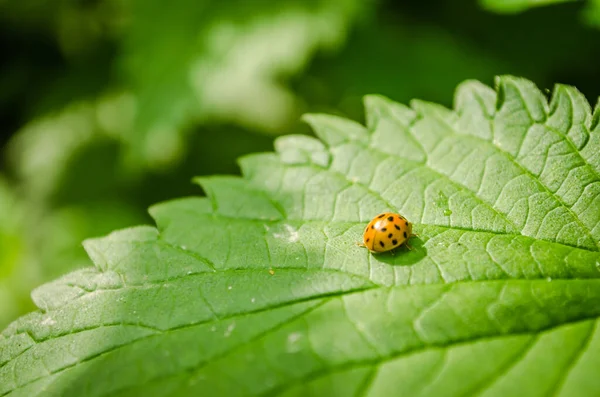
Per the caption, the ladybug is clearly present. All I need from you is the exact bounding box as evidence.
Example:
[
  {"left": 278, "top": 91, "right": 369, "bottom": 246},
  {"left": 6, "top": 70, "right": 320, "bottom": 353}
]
[{"left": 359, "top": 212, "right": 415, "bottom": 253}]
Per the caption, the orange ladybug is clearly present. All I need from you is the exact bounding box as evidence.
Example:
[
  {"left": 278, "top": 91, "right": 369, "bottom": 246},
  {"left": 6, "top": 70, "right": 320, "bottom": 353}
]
[{"left": 359, "top": 212, "right": 415, "bottom": 253}]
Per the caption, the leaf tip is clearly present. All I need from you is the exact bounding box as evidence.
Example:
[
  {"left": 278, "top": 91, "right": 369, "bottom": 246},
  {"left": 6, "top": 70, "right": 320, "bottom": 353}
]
[
  {"left": 591, "top": 99, "right": 600, "bottom": 132},
  {"left": 493, "top": 75, "right": 521, "bottom": 111},
  {"left": 301, "top": 112, "right": 369, "bottom": 145},
  {"left": 83, "top": 225, "right": 159, "bottom": 269},
  {"left": 363, "top": 94, "right": 391, "bottom": 129},
  {"left": 274, "top": 134, "right": 331, "bottom": 167}
]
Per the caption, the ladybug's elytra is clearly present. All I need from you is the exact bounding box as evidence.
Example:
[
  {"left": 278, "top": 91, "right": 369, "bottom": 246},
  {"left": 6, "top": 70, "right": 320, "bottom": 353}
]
[{"left": 359, "top": 212, "right": 415, "bottom": 253}]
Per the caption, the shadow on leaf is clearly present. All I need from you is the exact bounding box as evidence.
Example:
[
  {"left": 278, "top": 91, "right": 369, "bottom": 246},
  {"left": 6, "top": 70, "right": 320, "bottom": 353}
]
[{"left": 371, "top": 235, "right": 427, "bottom": 267}]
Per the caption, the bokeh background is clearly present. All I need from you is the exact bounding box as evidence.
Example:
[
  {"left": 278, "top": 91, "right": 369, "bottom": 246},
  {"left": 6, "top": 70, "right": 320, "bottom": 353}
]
[{"left": 1, "top": 0, "right": 599, "bottom": 329}]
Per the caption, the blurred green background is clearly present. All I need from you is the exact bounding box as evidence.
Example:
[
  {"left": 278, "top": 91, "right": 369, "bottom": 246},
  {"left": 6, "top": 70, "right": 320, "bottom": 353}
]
[{"left": 1, "top": 0, "right": 599, "bottom": 329}]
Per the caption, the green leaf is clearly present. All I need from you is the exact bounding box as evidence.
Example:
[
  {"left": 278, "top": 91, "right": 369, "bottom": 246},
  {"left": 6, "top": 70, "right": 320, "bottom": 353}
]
[
  {"left": 479, "top": 0, "right": 577, "bottom": 14},
  {"left": 120, "top": 0, "right": 371, "bottom": 166},
  {"left": 0, "top": 176, "right": 31, "bottom": 330},
  {"left": 2, "top": 76, "right": 600, "bottom": 396},
  {"left": 584, "top": 0, "right": 600, "bottom": 27},
  {"left": 479, "top": 0, "right": 600, "bottom": 30},
  {"left": 7, "top": 94, "right": 136, "bottom": 202},
  {"left": 0, "top": 172, "right": 148, "bottom": 329}
]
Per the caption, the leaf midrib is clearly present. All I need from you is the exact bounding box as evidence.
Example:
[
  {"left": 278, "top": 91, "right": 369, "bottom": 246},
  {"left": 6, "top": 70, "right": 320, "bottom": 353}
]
[
  {"left": 5, "top": 274, "right": 598, "bottom": 389},
  {"left": 11, "top": 294, "right": 596, "bottom": 397}
]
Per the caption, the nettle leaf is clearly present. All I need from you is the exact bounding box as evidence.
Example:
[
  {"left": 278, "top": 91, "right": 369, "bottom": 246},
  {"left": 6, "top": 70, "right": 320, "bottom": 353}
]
[{"left": 2, "top": 76, "right": 600, "bottom": 396}]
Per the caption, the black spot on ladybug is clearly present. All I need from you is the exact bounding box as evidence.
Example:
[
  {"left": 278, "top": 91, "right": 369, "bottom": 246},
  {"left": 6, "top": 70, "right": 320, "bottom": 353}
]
[
  {"left": 388, "top": 216, "right": 394, "bottom": 221},
  {"left": 394, "top": 224, "right": 400, "bottom": 230},
  {"left": 388, "top": 233, "right": 392, "bottom": 238},
  {"left": 379, "top": 241, "right": 385, "bottom": 248},
  {"left": 366, "top": 238, "right": 370, "bottom": 242},
  {"left": 381, "top": 227, "right": 387, "bottom": 232},
  {"left": 405, "top": 221, "right": 408, "bottom": 226},
  {"left": 371, "top": 225, "right": 375, "bottom": 229},
  {"left": 403, "top": 231, "right": 407, "bottom": 238},
  {"left": 392, "top": 239, "right": 398, "bottom": 245},
  {"left": 378, "top": 214, "right": 385, "bottom": 219}
]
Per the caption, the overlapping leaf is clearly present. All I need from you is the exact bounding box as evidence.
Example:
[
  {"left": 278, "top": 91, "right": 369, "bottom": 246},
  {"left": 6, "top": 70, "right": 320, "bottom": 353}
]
[{"left": 1, "top": 76, "right": 599, "bottom": 396}]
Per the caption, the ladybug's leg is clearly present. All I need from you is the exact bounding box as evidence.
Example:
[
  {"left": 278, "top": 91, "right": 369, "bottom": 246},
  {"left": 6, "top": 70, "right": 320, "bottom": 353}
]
[
  {"left": 404, "top": 242, "right": 413, "bottom": 251},
  {"left": 355, "top": 242, "right": 366, "bottom": 248}
]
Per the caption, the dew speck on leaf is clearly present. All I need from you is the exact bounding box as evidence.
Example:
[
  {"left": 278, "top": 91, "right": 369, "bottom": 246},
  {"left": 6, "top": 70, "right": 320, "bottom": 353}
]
[
  {"left": 286, "top": 332, "right": 303, "bottom": 353},
  {"left": 273, "top": 224, "right": 299, "bottom": 242},
  {"left": 435, "top": 191, "right": 449, "bottom": 208},
  {"left": 41, "top": 317, "right": 56, "bottom": 326},
  {"left": 224, "top": 323, "right": 236, "bottom": 337}
]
